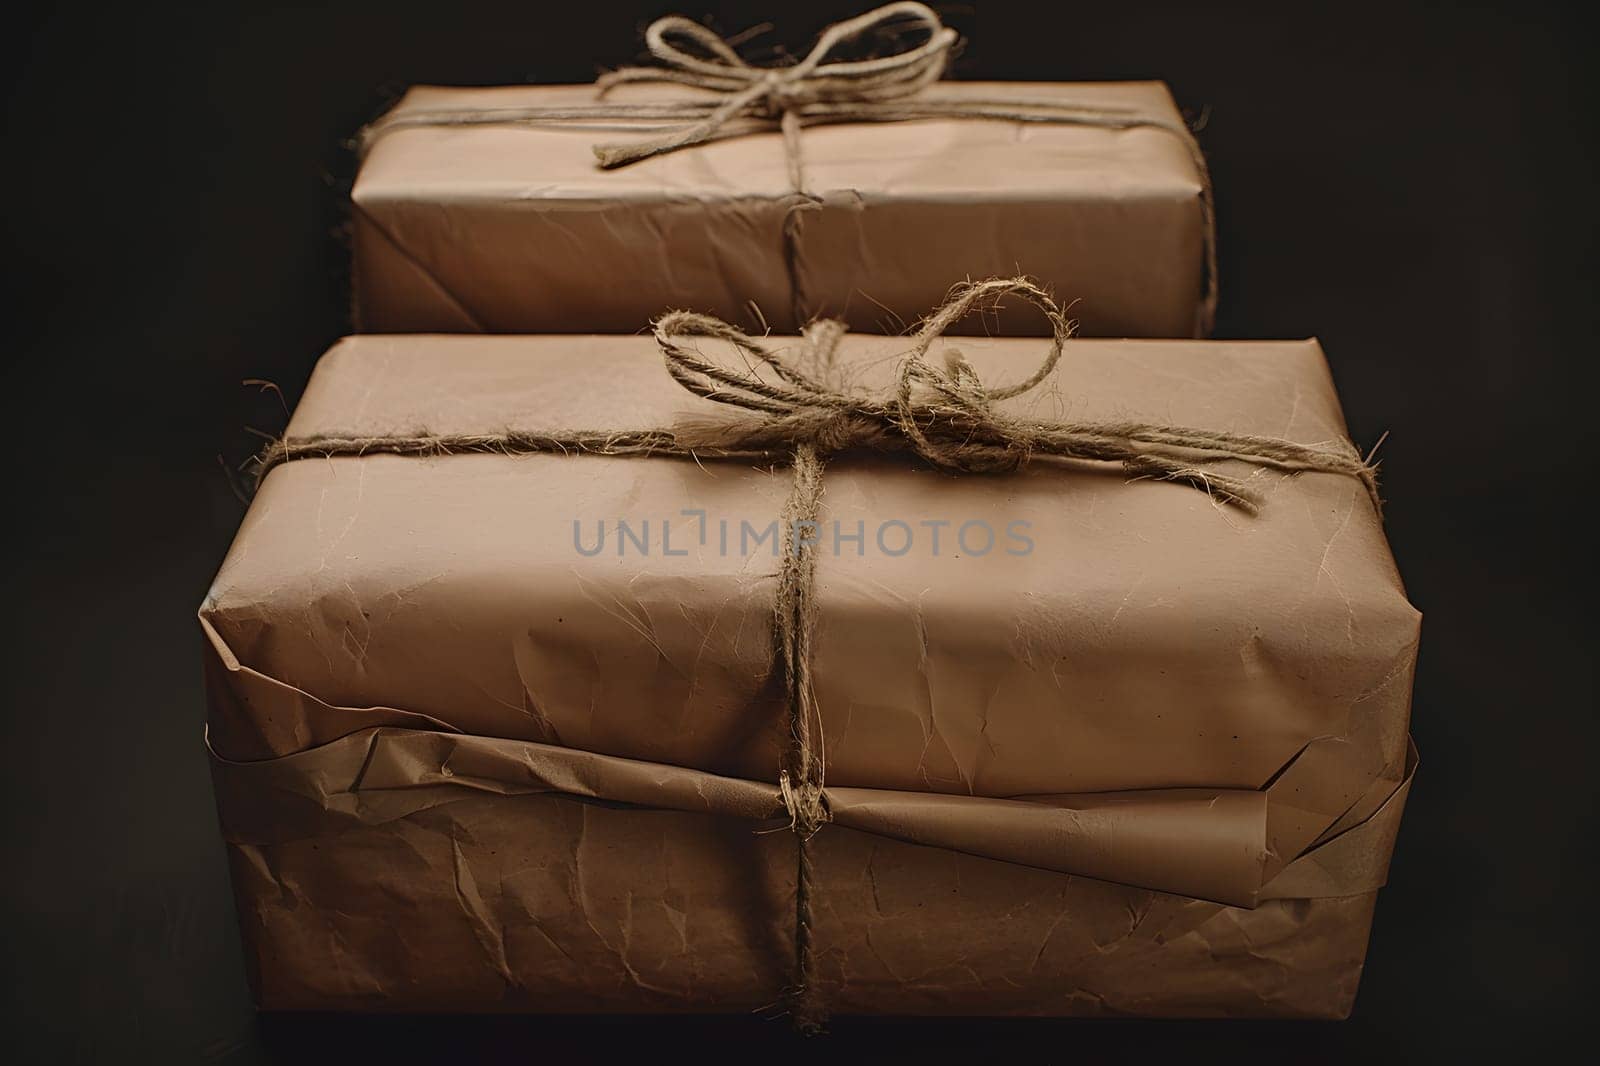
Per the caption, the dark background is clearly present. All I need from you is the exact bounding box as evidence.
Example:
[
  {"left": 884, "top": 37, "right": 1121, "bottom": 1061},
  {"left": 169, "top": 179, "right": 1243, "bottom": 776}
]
[{"left": 3, "top": 0, "right": 1592, "bottom": 1060}]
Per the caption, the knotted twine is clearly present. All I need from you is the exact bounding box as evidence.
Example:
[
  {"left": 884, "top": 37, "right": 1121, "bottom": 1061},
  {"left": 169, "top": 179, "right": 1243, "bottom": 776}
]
[
  {"left": 253, "top": 278, "right": 1380, "bottom": 1029},
  {"left": 357, "top": 2, "right": 1220, "bottom": 335}
]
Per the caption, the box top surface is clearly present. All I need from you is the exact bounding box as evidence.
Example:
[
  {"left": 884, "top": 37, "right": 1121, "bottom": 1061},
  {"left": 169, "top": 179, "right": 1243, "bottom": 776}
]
[
  {"left": 205, "top": 331, "right": 1416, "bottom": 808},
  {"left": 353, "top": 81, "right": 1200, "bottom": 203}
]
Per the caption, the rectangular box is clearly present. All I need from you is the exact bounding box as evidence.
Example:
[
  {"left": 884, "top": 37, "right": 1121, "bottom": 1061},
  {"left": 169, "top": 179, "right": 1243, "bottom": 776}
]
[
  {"left": 352, "top": 81, "right": 1211, "bottom": 337},
  {"left": 204, "top": 329, "right": 1417, "bottom": 1018}
]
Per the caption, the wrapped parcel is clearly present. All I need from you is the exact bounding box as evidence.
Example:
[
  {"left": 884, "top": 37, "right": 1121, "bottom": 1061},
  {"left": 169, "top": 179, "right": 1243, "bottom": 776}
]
[
  {"left": 351, "top": 78, "right": 1212, "bottom": 338},
  {"left": 203, "top": 329, "right": 1417, "bottom": 1018}
]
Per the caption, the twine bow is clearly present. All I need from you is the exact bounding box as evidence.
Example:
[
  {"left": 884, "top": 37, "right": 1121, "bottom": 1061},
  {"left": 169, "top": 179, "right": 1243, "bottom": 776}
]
[
  {"left": 593, "top": 2, "right": 956, "bottom": 187},
  {"left": 655, "top": 278, "right": 1379, "bottom": 512}
]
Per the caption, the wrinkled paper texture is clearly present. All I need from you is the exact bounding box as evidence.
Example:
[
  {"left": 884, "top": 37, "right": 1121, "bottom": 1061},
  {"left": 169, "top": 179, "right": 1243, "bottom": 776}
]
[
  {"left": 351, "top": 82, "right": 1207, "bottom": 337},
  {"left": 204, "top": 332, "right": 1419, "bottom": 1016}
]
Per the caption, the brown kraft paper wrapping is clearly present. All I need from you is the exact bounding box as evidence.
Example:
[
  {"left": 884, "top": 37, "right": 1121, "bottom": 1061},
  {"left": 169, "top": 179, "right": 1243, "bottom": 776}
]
[
  {"left": 203, "top": 331, "right": 1419, "bottom": 1017},
  {"left": 351, "top": 80, "right": 1208, "bottom": 338}
]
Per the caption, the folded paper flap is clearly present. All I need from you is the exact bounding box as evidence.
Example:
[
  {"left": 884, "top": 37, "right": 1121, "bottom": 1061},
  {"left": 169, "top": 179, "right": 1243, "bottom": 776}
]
[
  {"left": 1263, "top": 733, "right": 1397, "bottom": 875},
  {"left": 210, "top": 723, "right": 1416, "bottom": 909},
  {"left": 1260, "top": 738, "right": 1418, "bottom": 900},
  {"left": 825, "top": 784, "right": 1267, "bottom": 907},
  {"left": 358, "top": 725, "right": 777, "bottom": 820},
  {"left": 199, "top": 613, "right": 459, "bottom": 760}
]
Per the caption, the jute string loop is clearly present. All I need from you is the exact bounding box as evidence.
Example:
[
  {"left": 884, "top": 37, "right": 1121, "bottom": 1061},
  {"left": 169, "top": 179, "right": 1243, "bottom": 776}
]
[
  {"left": 357, "top": 4, "right": 1221, "bottom": 334},
  {"left": 591, "top": 2, "right": 955, "bottom": 191},
  {"left": 252, "top": 278, "right": 1381, "bottom": 1029},
  {"left": 647, "top": 278, "right": 1378, "bottom": 513}
]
